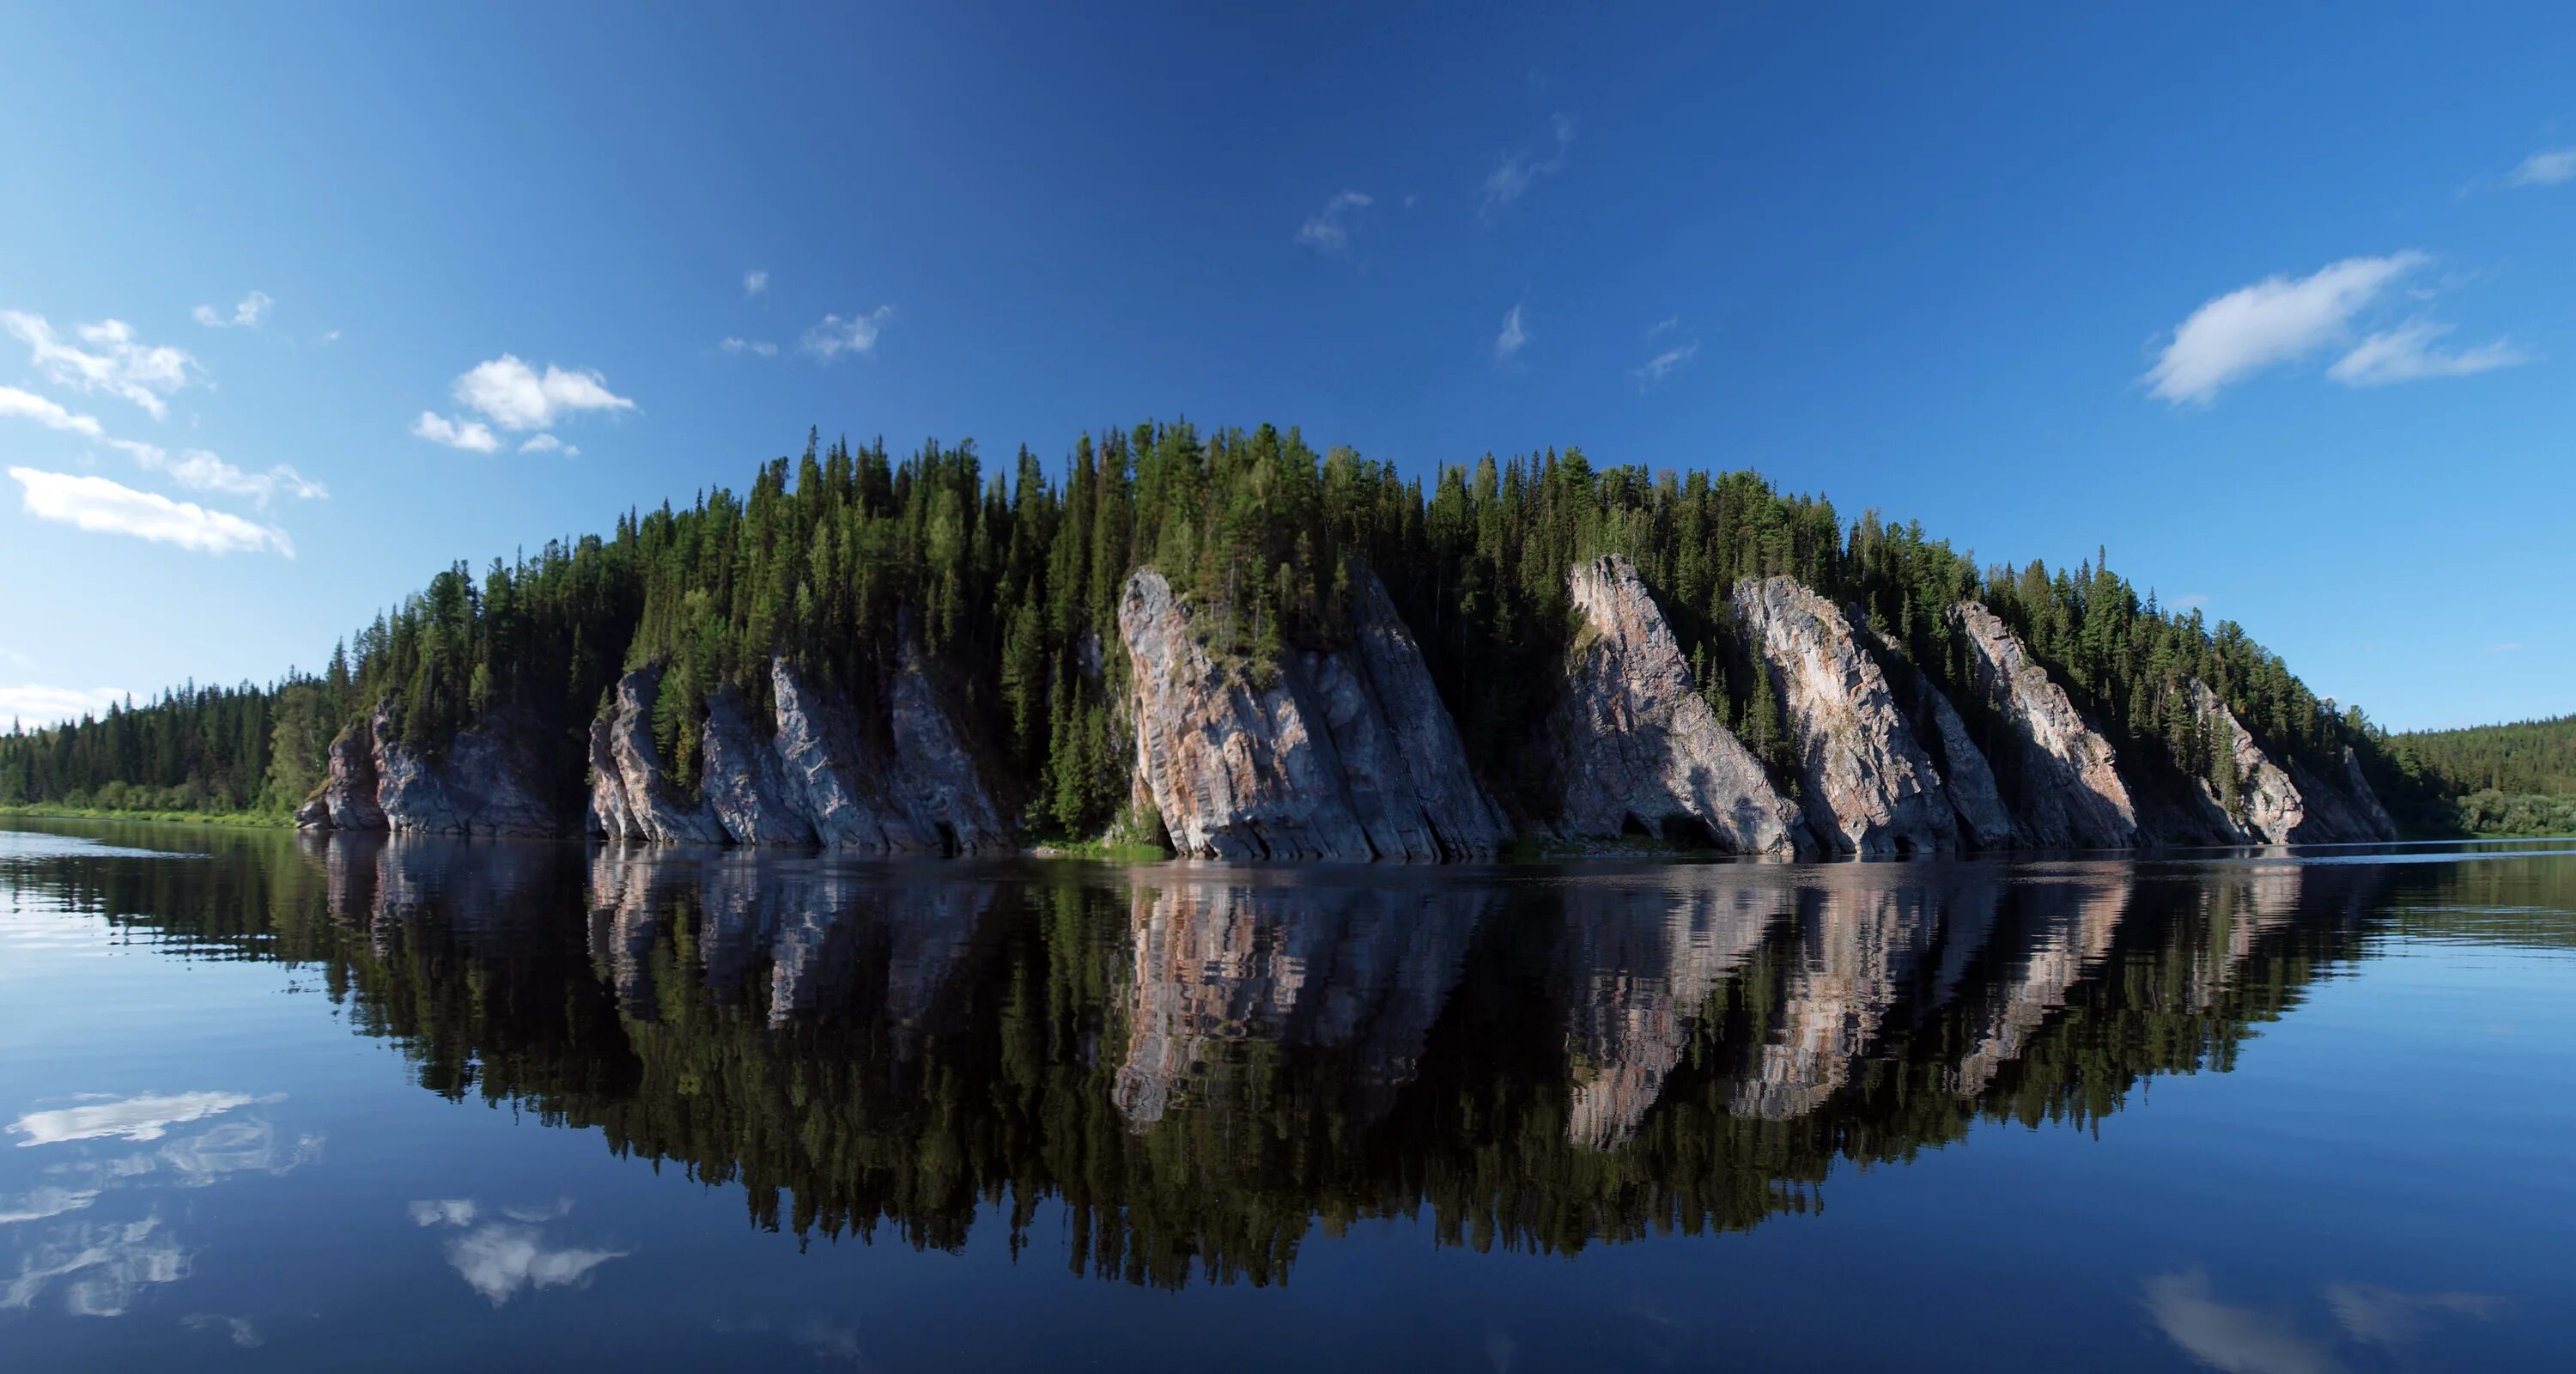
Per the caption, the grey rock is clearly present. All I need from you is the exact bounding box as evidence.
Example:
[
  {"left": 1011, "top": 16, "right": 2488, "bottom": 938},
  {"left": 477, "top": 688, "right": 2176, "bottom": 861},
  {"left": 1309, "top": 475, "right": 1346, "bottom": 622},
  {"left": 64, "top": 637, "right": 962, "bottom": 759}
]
[
  {"left": 1548, "top": 555, "right": 1806, "bottom": 854},
  {"left": 297, "top": 701, "right": 552, "bottom": 836},
  {"left": 2189, "top": 678, "right": 2304, "bottom": 843},
  {"left": 1735, "top": 576, "right": 1956, "bottom": 855},
  {"left": 586, "top": 668, "right": 727, "bottom": 844},
  {"left": 1949, "top": 601, "right": 2139, "bottom": 848},
  {"left": 699, "top": 684, "right": 817, "bottom": 846},
  {"left": 1120, "top": 563, "right": 1504, "bottom": 860},
  {"left": 2285, "top": 747, "right": 2400, "bottom": 843}
]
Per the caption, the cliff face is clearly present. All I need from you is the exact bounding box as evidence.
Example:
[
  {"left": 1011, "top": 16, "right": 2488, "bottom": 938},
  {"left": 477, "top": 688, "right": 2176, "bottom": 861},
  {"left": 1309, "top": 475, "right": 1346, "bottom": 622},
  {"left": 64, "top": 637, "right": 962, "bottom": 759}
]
[
  {"left": 587, "top": 669, "right": 728, "bottom": 844},
  {"left": 1120, "top": 564, "right": 1509, "bottom": 861},
  {"left": 294, "top": 702, "right": 553, "bottom": 837},
  {"left": 2190, "top": 678, "right": 2304, "bottom": 843},
  {"left": 586, "top": 659, "right": 1009, "bottom": 853},
  {"left": 1549, "top": 556, "right": 1807, "bottom": 854},
  {"left": 1950, "top": 602, "right": 2140, "bottom": 848},
  {"left": 1735, "top": 576, "right": 1957, "bottom": 855},
  {"left": 2285, "top": 747, "right": 2400, "bottom": 843}
]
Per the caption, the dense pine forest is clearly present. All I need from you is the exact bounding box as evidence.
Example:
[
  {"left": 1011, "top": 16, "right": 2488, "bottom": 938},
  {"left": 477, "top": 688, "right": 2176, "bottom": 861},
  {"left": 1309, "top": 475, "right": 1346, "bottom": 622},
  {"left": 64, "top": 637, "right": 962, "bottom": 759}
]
[{"left": 0, "top": 421, "right": 2552, "bottom": 837}]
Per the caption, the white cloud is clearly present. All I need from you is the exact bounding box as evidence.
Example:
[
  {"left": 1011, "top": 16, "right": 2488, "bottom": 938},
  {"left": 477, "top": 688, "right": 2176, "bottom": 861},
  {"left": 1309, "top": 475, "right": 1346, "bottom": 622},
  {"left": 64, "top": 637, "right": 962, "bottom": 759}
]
[
  {"left": 2507, "top": 146, "right": 2576, "bottom": 187},
  {"left": 450, "top": 355, "right": 635, "bottom": 431},
  {"left": 518, "top": 434, "right": 579, "bottom": 457},
  {"left": 10, "top": 1092, "right": 256, "bottom": 1147},
  {"left": 1647, "top": 316, "right": 1680, "bottom": 337},
  {"left": 319, "top": 330, "right": 341, "bottom": 345},
  {"left": 104, "top": 439, "right": 325, "bottom": 508},
  {"left": 2144, "top": 252, "right": 2427, "bottom": 404},
  {"left": 190, "top": 290, "right": 273, "bottom": 329},
  {"left": 9, "top": 468, "right": 292, "bottom": 556},
  {"left": 2482, "top": 641, "right": 2524, "bottom": 655},
  {"left": 0, "top": 386, "right": 103, "bottom": 438},
  {"left": 718, "top": 337, "right": 778, "bottom": 356},
  {"left": 1493, "top": 301, "right": 1528, "bottom": 362},
  {"left": 802, "top": 307, "right": 895, "bottom": 360},
  {"left": 2325, "top": 320, "right": 2525, "bottom": 386},
  {"left": 0, "top": 685, "right": 129, "bottom": 726},
  {"left": 2, "top": 312, "right": 202, "bottom": 420},
  {"left": 1634, "top": 340, "right": 1698, "bottom": 389},
  {"left": 1296, "top": 190, "right": 1374, "bottom": 252},
  {"left": 1482, "top": 112, "right": 1575, "bottom": 214},
  {"left": 411, "top": 410, "right": 500, "bottom": 453},
  {"left": 744, "top": 269, "right": 769, "bottom": 296}
]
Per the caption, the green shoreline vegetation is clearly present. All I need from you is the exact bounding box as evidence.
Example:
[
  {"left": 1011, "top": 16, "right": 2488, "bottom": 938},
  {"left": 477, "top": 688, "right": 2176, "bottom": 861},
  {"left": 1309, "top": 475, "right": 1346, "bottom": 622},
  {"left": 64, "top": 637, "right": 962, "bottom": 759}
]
[{"left": 3, "top": 423, "right": 2567, "bottom": 843}]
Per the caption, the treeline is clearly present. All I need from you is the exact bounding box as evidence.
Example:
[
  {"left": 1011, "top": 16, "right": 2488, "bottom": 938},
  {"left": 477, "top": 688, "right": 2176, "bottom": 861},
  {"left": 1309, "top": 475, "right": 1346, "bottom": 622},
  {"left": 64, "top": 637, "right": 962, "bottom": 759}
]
[
  {"left": 2388, "top": 714, "right": 2576, "bottom": 796},
  {"left": 0, "top": 677, "right": 340, "bottom": 817},
  {"left": 0, "top": 421, "right": 2457, "bottom": 835}
]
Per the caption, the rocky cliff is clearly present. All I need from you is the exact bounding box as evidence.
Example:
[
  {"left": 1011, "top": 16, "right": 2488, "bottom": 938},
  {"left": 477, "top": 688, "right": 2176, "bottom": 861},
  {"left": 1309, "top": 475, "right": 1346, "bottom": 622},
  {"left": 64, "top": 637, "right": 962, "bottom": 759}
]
[
  {"left": 1549, "top": 556, "right": 1807, "bottom": 854},
  {"left": 1950, "top": 601, "right": 2140, "bottom": 848},
  {"left": 294, "top": 702, "right": 554, "bottom": 837},
  {"left": 1120, "top": 563, "right": 1510, "bottom": 860},
  {"left": 1735, "top": 576, "right": 1958, "bottom": 855},
  {"left": 2286, "top": 747, "right": 2401, "bottom": 843},
  {"left": 2189, "top": 678, "right": 2305, "bottom": 843},
  {"left": 586, "top": 658, "right": 1010, "bottom": 853}
]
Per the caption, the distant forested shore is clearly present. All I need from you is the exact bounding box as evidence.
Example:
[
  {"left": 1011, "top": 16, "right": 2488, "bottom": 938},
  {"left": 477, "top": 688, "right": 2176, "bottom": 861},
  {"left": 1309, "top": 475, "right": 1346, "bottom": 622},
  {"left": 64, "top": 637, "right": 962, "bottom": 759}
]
[{"left": 0, "top": 423, "right": 2561, "bottom": 843}]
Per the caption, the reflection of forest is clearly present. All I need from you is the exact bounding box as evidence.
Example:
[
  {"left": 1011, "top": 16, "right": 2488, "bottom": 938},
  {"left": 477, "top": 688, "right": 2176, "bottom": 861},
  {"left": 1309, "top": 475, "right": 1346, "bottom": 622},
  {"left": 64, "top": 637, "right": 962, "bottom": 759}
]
[{"left": 20, "top": 822, "right": 2521, "bottom": 1291}]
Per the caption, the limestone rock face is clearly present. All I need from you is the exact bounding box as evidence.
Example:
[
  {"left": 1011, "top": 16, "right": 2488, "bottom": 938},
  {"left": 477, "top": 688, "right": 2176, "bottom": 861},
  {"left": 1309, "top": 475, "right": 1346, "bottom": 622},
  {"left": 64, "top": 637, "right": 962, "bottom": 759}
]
[
  {"left": 1306, "top": 569, "right": 1512, "bottom": 857},
  {"left": 2190, "top": 678, "right": 2305, "bottom": 843},
  {"left": 2285, "top": 748, "right": 2401, "bottom": 843},
  {"left": 297, "top": 716, "right": 387, "bottom": 832},
  {"left": 886, "top": 655, "right": 1012, "bottom": 854},
  {"left": 1120, "top": 564, "right": 1507, "bottom": 861},
  {"left": 1548, "top": 556, "right": 1806, "bottom": 854},
  {"left": 296, "top": 702, "right": 553, "bottom": 837},
  {"left": 1949, "top": 602, "right": 2139, "bottom": 848},
  {"left": 586, "top": 668, "right": 728, "bottom": 844},
  {"left": 586, "top": 658, "right": 1011, "bottom": 853},
  {"left": 1735, "top": 576, "right": 1956, "bottom": 855},
  {"left": 767, "top": 657, "right": 890, "bottom": 849},
  {"left": 1917, "top": 666, "right": 2021, "bottom": 849},
  {"left": 697, "top": 684, "right": 815, "bottom": 846}
]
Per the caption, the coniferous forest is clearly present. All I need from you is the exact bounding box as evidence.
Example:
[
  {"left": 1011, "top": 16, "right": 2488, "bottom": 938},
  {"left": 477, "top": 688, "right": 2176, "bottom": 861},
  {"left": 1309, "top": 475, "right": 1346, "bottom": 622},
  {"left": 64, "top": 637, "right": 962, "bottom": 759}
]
[{"left": 0, "top": 422, "right": 2554, "bottom": 837}]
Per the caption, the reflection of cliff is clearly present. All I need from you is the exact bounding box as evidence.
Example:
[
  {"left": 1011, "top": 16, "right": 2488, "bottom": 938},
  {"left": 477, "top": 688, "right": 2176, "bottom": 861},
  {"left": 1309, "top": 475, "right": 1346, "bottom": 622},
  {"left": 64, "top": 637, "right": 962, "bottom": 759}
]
[
  {"left": 1949, "top": 875, "right": 2132, "bottom": 1097},
  {"left": 585, "top": 850, "right": 993, "bottom": 1051},
  {"left": 1555, "top": 878, "right": 1789, "bottom": 1148},
  {"left": 9, "top": 819, "right": 2447, "bottom": 1292},
  {"left": 1728, "top": 877, "right": 1945, "bottom": 1121},
  {"left": 1115, "top": 877, "right": 1485, "bottom": 1127}
]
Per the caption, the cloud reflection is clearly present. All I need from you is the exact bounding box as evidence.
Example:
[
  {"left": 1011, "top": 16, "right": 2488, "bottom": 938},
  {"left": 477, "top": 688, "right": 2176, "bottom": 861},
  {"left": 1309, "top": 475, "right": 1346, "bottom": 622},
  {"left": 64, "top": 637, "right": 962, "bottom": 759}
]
[
  {"left": 1, "top": 1215, "right": 189, "bottom": 1316},
  {"left": 409, "top": 1198, "right": 628, "bottom": 1306},
  {"left": 10, "top": 1091, "right": 258, "bottom": 1146},
  {"left": 2146, "top": 1270, "right": 2508, "bottom": 1373},
  {"left": 2322, "top": 1282, "right": 2505, "bottom": 1348}
]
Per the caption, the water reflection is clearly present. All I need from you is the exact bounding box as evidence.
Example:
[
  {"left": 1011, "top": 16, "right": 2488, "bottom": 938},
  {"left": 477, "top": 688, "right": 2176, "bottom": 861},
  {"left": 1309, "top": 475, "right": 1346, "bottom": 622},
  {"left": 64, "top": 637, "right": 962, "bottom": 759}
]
[{"left": 6, "top": 825, "right": 2565, "bottom": 1298}]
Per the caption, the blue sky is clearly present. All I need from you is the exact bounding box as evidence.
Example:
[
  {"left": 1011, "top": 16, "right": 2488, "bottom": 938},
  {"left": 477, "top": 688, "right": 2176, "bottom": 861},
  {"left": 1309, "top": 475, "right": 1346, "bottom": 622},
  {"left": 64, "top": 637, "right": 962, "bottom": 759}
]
[{"left": 2, "top": 2, "right": 2569, "bottom": 731}]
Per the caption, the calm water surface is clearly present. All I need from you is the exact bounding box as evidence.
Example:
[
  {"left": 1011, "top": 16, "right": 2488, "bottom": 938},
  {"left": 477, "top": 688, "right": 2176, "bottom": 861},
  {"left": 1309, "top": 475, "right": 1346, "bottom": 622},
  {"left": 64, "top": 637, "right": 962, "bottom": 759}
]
[{"left": 3, "top": 818, "right": 2572, "bottom": 1370}]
